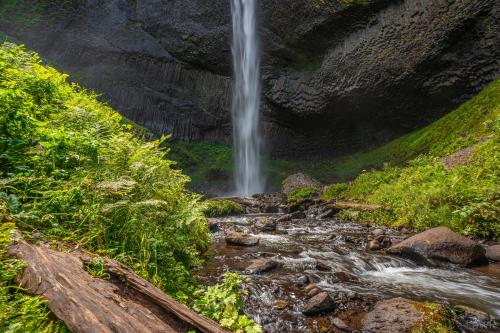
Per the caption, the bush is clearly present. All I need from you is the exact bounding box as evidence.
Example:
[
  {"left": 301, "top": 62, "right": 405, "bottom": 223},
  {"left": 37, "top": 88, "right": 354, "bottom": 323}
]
[
  {"left": 193, "top": 273, "right": 262, "bottom": 333},
  {"left": 0, "top": 43, "right": 210, "bottom": 295},
  {"left": 203, "top": 200, "right": 244, "bottom": 217}
]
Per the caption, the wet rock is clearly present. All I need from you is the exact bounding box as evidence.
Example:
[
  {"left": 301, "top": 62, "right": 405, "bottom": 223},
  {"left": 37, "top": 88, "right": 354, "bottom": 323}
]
[
  {"left": 334, "top": 272, "right": 359, "bottom": 283},
  {"left": 288, "top": 198, "right": 315, "bottom": 213},
  {"left": 208, "top": 220, "right": 219, "bottom": 233},
  {"left": 485, "top": 244, "right": 500, "bottom": 262},
  {"left": 282, "top": 173, "right": 322, "bottom": 196},
  {"left": 302, "top": 292, "right": 335, "bottom": 316},
  {"left": 362, "top": 298, "right": 423, "bottom": 333},
  {"left": 290, "top": 211, "right": 306, "bottom": 220},
  {"left": 367, "top": 239, "right": 381, "bottom": 251},
  {"left": 315, "top": 261, "right": 330, "bottom": 272},
  {"left": 254, "top": 217, "right": 277, "bottom": 232},
  {"left": 304, "top": 284, "right": 318, "bottom": 293},
  {"left": 454, "top": 305, "right": 498, "bottom": 332},
  {"left": 296, "top": 275, "right": 310, "bottom": 287},
  {"left": 245, "top": 259, "right": 277, "bottom": 274},
  {"left": 317, "top": 209, "right": 335, "bottom": 219},
  {"left": 272, "top": 300, "right": 289, "bottom": 310},
  {"left": 332, "top": 318, "right": 350, "bottom": 332},
  {"left": 387, "top": 226, "right": 486, "bottom": 266},
  {"left": 225, "top": 232, "right": 259, "bottom": 247},
  {"left": 372, "top": 228, "right": 385, "bottom": 237},
  {"left": 307, "top": 287, "right": 321, "bottom": 298}
]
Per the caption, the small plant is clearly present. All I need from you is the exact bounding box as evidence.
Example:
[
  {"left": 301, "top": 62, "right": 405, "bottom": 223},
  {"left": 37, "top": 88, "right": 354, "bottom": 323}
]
[
  {"left": 193, "top": 273, "right": 262, "bottom": 333},
  {"left": 85, "top": 257, "right": 110, "bottom": 280},
  {"left": 287, "top": 187, "right": 319, "bottom": 204},
  {"left": 203, "top": 200, "right": 244, "bottom": 217},
  {"left": 411, "top": 302, "right": 458, "bottom": 333}
]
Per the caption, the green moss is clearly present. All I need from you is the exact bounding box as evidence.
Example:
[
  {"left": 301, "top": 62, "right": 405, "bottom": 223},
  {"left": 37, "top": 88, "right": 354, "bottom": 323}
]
[
  {"left": 411, "top": 302, "right": 458, "bottom": 333},
  {"left": 288, "top": 187, "right": 319, "bottom": 204},
  {"left": 202, "top": 200, "right": 244, "bottom": 217}
]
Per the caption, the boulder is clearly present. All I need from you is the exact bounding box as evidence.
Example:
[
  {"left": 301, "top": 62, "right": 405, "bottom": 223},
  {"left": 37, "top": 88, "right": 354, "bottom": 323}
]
[
  {"left": 282, "top": 173, "right": 322, "bottom": 196},
  {"left": 244, "top": 259, "right": 277, "bottom": 274},
  {"left": 387, "top": 227, "right": 486, "bottom": 266},
  {"left": 225, "top": 232, "right": 259, "bottom": 247},
  {"left": 302, "top": 292, "right": 335, "bottom": 316},
  {"left": 367, "top": 239, "right": 381, "bottom": 251},
  {"left": 306, "top": 287, "right": 321, "bottom": 298},
  {"left": 362, "top": 298, "right": 424, "bottom": 333},
  {"left": 372, "top": 229, "right": 385, "bottom": 237},
  {"left": 254, "top": 217, "right": 277, "bottom": 232},
  {"left": 485, "top": 244, "right": 500, "bottom": 262}
]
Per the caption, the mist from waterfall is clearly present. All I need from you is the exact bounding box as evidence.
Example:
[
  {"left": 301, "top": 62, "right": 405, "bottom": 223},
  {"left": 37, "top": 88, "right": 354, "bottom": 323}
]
[{"left": 231, "top": 0, "right": 264, "bottom": 196}]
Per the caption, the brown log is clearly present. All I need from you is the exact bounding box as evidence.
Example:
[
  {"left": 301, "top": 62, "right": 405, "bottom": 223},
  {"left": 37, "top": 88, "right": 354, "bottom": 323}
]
[
  {"left": 326, "top": 201, "right": 385, "bottom": 211},
  {"left": 8, "top": 239, "right": 231, "bottom": 333}
]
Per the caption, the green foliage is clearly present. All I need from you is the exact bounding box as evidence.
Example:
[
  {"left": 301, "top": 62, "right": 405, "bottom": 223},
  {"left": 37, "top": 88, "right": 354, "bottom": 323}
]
[
  {"left": 287, "top": 187, "right": 319, "bottom": 204},
  {"left": 168, "top": 142, "right": 233, "bottom": 190},
  {"left": 323, "top": 79, "right": 500, "bottom": 240},
  {"left": 203, "top": 200, "right": 244, "bottom": 217},
  {"left": 0, "top": 43, "right": 211, "bottom": 296},
  {"left": 85, "top": 257, "right": 110, "bottom": 280},
  {"left": 0, "top": 217, "right": 67, "bottom": 332},
  {"left": 411, "top": 302, "right": 458, "bottom": 333},
  {"left": 193, "top": 273, "right": 262, "bottom": 333},
  {"left": 321, "top": 183, "right": 349, "bottom": 201}
]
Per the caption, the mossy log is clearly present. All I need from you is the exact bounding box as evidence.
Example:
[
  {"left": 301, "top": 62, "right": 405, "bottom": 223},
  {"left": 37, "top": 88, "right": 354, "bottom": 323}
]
[{"left": 8, "top": 238, "right": 230, "bottom": 333}]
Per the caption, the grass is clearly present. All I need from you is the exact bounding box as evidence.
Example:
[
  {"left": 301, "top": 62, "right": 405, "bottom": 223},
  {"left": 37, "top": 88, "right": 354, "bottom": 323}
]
[
  {"left": 287, "top": 187, "right": 319, "bottom": 204},
  {"left": 322, "top": 78, "right": 500, "bottom": 240},
  {"left": 202, "top": 200, "right": 244, "bottom": 217}
]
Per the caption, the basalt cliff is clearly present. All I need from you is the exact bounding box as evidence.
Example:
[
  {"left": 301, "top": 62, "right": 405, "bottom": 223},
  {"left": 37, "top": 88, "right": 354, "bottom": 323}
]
[{"left": 2, "top": 0, "right": 498, "bottom": 157}]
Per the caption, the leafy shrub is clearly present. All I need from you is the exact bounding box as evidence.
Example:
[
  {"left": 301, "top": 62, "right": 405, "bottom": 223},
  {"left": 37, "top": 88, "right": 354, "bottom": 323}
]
[
  {"left": 287, "top": 187, "right": 318, "bottom": 204},
  {"left": 203, "top": 200, "right": 244, "bottom": 217},
  {"left": 0, "top": 43, "right": 210, "bottom": 295},
  {"left": 193, "top": 273, "right": 262, "bottom": 333}
]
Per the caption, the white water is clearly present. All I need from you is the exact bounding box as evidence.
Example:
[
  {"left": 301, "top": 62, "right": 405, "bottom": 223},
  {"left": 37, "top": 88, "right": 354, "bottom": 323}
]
[{"left": 231, "top": 0, "right": 264, "bottom": 195}]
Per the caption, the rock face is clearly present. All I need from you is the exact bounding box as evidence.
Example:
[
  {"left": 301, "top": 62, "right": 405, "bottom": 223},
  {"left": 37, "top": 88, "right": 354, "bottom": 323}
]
[
  {"left": 362, "top": 298, "right": 424, "bottom": 333},
  {"left": 387, "top": 226, "right": 486, "bottom": 266},
  {"left": 1, "top": 0, "right": 497, "bottom": 157},
  {"left": 282, "top": 173, "right": 322, "bottom": 195}
]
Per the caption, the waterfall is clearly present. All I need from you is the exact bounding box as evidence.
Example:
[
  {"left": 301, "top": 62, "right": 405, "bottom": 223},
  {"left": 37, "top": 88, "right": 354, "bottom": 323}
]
[{"left": 231, "top": 0, "right": 264, "bottom": 196}]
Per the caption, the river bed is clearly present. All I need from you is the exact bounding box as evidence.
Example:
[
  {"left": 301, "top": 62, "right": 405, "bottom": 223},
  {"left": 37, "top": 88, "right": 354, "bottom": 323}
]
[{"left": 194, "top": 214, "right": 500, "bottom": 332}]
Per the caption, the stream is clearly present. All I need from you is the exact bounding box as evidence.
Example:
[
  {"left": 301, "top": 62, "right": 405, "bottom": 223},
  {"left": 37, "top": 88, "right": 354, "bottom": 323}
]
[{"left": 194, "top": 213, "right": 500, "bottom": 332}]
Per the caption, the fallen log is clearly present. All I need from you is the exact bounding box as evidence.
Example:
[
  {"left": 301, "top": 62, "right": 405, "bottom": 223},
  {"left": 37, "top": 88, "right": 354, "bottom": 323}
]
[
  {"left": 325, "top": 201, "right": 385, "bottom": 212},
  {"left": 8, "top": 238, "right": 230, "bottom": 333}
]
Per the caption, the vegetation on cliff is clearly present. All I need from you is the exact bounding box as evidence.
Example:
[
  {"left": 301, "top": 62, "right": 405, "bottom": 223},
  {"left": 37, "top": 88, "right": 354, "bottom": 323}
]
[{"left": 322, "top": 78, "right": 500, "bottom": 240}]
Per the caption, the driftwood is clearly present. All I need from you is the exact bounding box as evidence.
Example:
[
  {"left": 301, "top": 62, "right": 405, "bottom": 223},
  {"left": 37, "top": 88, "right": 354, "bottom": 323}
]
[
  {"left": 326, "top": 201, "right": 385, "bottom": 211},
  {"left": 8, "top": 239, "right": 230, "bottom": 333}
]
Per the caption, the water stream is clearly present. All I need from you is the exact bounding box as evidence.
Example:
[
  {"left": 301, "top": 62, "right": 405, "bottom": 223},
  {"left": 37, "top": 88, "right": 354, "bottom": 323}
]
[
  {"left": 195, "top": 214, "right": 500, "bottom": 332},
  {"left": 231, "top": 0, "right": 264, "bottom": 195}
]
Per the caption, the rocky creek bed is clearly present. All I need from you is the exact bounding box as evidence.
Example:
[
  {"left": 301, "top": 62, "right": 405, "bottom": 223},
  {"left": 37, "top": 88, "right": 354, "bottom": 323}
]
[{"left": 194, "top": 200, "right": 500, "bottom": 333}]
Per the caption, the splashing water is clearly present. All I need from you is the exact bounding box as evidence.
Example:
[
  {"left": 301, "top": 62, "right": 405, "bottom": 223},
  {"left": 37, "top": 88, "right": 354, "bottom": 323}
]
[{"left": 231, "top": 0, "right": 264, "bottom": 195}]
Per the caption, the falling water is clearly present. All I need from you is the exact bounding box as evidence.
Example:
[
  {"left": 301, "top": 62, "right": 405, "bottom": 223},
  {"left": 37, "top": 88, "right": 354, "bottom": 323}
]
[{"left": 231, "top": 0, "right": 264, "bottom": 195}]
